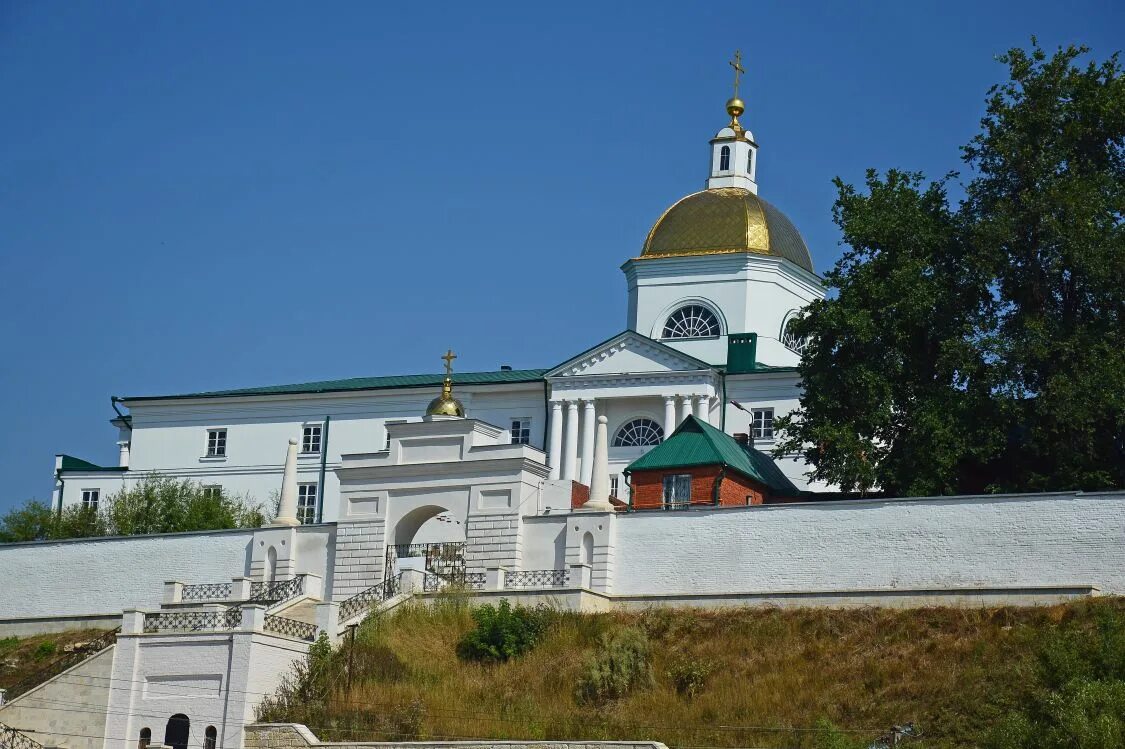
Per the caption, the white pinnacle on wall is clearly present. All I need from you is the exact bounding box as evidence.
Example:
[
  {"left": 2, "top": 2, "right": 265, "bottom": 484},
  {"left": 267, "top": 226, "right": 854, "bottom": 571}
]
[
  {"left": 271, "top": 438, "right": 300, "bottom": 526},
  {"left": 584, "top": 415, "right": 613, "bottom": 511}
]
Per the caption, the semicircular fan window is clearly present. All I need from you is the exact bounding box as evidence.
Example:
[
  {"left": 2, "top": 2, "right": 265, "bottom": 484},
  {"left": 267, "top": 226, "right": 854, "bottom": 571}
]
[
  {"left": 662, "top": 305, "right": 721, "bottom": 339},
  {"left": 781, "top": 317, "right": 808, "bottom": 354},
  {"left": 613, "top": 418, "right": 664, "bottom": 447}
]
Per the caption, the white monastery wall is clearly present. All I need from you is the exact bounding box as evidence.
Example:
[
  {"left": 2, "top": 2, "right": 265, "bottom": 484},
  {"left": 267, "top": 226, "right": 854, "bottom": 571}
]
[
  {"left": 0, "top": 529, "right": 253, "bottom": 620},
  {"left": 521, "top": 516, "right": 568, "bottom": 571},
  {"left": 612, "top": 491, "right": 1125, "bottom": 596},
  {"left": 0, "top": 645, "right": 115, "bottom": 749}
]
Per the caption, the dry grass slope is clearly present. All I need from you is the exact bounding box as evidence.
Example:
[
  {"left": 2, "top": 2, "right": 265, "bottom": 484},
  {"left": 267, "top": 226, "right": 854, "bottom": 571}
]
[{"left": 259, "top": 596, "right": 1125, "bottom": 749}]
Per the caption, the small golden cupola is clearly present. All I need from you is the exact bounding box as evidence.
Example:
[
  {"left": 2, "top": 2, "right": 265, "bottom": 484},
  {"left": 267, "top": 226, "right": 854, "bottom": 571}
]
[{"left": 425, "top": 349, "right": 466, "bottom": 418}]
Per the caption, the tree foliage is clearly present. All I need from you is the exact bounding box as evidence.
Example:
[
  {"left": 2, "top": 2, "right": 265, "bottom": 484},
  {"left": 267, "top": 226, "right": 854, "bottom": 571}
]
[
  {"left": 456, "top": 599, "right": 550, "bottom": 663},
  {"left": 0, "top": 475, "right": 266, "bottom": 542},
  {"left": 777, "top": 41, "right": 1125, "bottom": 495}
]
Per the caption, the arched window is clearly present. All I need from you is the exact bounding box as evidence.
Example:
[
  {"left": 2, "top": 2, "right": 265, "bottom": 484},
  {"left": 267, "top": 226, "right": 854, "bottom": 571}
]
[
  {"left": 613, "top": 419, "right": 663, "bottom": 447},
  {"left": 781, "top": 317, "right": 807, "bottom": 354},
  {"left": 138, "top": 728, "right": 151, "bottom": 749},
  {"left": 204, "top": 726, "right": 217, "bottom": 749},
  {"left": 662, "top": 305, "right": 721, "bottom": 339},
  {"left": 719, "top": 145, "right": 731, "bottom": 171}
]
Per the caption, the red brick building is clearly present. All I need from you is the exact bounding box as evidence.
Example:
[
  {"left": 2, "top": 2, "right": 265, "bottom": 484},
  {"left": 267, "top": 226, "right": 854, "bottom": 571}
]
[{"left": 624, "top": 416, "right": 801, "bottom": 510}]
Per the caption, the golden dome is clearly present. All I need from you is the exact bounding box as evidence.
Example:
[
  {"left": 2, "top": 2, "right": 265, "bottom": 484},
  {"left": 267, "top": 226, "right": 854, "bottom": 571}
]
[
  {"left": 425, "top": 377, "right": 465, "bottom": 417},
  {"left": 640, "top": 187, "right": 814, "bottom": 273},
  {"left": 725, "top": 97, "right": 745, "bottom": 119}
]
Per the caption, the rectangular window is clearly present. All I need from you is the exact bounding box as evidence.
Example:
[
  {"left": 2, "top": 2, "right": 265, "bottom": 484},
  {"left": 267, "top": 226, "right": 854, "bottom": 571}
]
[
  {"left": 610, "top": 475, "right": 619, "bottom": 497},
  {"left": 662, "top": 473, "right": 692, "bottom": 509},
  {"left": 81, "top": 489, "right": 99, "bottom": 511},
  {"left": 510, "top": 418, "right": 531, "bottom": 445},
  {"left": 301, "top": 424, "right": 322, "bottom": 454},
  {"left": 297, "top": 483, "right": 318, "bottom": 525},
  {"left": 206, "top": 428, "right": 227, "bottom": 457},
  {"left": 384, "top": 420, "right": 406, "bottom": 450},
  {"left": 202, "top": 485, "right": 222, "bottom": 501},
  {"left": 752, "top": 408, "right": 775, "bottom": 441}
]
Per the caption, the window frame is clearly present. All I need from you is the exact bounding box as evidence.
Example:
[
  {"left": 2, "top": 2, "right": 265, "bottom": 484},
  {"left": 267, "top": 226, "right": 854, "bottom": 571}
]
[
  {"left": 661, "top": 304, "right": 722, "bottom": 340},
  {"left": 662, "top": 473, "right": 692, "bottom": 509},
  {"left": 301, "top": 423, "right": 323, "bottom": 455},
  {"left": 297, "top": 483, "right": 318, "bottom": 525},
  {"left": 719, "top": 145, "right": 731, "bottom": 171},
  {"left": 613, "top": 418, "right": 664, "bottom": 447},
  {"left": 205, "top": 428, "right": 228, "bottom": 458},
  {"left": 201, "top": 485, "right": 222, "bottom": 501},
  {"left": 752, "top": 407, "right": 775, "bottom": 441},
  {"left": 510, "top": 417, "right": 532, "bottom": 445},
  {"left": 80, "top": 489, "right": 99, "bottom": 511}
]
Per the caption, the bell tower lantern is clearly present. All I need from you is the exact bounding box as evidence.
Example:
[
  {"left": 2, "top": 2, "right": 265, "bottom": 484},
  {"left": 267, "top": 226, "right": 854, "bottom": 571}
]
[{"left": 707, "top": 50, "right": 758, "bottom": 194}]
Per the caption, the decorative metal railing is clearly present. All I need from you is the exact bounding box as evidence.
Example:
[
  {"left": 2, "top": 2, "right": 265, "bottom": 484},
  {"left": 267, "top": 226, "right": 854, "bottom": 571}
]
[
  {"left": 505, "top": 569, "right": 571, "bottom": 589},
  {"left": 0, "top": 721, "right": 44, "bottom": 749},
  {"left": 263, "top": 614, "right": 318, "bottom": 642},
  {"left": 249, "top": 574, "right": 306, "bottom": 605},
  {"left": 388, "top": 542, "right": 465, "bottom": 577},
  {"left": 143, "top": 608, "right": 242, "bottom": 634},
  {"left": 3, "top": 627, "right": 120, "bottom": 702},
  {"left": 181, "top": 581, "right": 233, "bottom": 601},
  {"left": 338, "top": 574, "right": 401, "bottom": 622},
  {"left": 423, "top": 571, "right": 486, "bottom": 593}
]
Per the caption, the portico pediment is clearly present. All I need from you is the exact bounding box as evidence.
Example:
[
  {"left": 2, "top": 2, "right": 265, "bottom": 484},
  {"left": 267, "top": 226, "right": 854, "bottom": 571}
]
[{"left": 546, "top": 331, "right": 714, "bottom": 380}]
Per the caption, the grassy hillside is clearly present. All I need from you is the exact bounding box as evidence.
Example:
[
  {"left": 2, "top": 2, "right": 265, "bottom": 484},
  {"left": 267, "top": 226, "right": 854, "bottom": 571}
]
[
  {"left": 258, "top": 596, "right": 1125, "bottom": 749},
  {"left": 0, "top": 628, "right": 112, "bottom": 692}
]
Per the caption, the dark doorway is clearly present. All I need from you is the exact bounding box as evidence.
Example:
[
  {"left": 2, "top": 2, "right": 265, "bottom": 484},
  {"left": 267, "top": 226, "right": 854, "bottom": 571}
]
[{"left": 164, "top": 714, "right": 190, "bottom": 749}]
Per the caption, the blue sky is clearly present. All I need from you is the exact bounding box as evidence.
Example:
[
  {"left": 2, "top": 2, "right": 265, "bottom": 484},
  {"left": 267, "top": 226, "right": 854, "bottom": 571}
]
[{"left": 1, "top": 1, "right": 1121, "bottom": 509}]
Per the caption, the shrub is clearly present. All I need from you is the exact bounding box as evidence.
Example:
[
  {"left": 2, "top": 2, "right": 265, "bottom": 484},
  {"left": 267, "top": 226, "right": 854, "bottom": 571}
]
[
  {"left": 386, "top": 698, "right": 427, "bottom": 740},
  {"left": 667, "top": 654, "right": 714, "bottom": 699},
  {"left": 0, "top": 636, "right": 19, "bottom": 653},
  {"left": 456, "top": 600, "right": 549, "bottom": 663},
  {"left": 574, "top": 626, "right": 653, "bottom": 704},
  {"left": 33, "top": 641, "right": 57, "bottom": 660}
]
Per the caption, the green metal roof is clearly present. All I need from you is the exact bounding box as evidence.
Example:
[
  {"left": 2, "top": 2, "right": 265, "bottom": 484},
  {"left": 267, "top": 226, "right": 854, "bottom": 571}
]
[
  {"left": 122, "top": 368, "right": 550, "bottom": 402},
  {"left": 624, "top": 416, "right": 800, "bottom": 496},
  {"left": 59, "top": 455, "right": 128, "bottom": 473}
]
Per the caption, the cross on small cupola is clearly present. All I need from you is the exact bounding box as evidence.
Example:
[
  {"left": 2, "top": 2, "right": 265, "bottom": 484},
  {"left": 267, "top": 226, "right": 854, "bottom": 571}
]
[{"left": 707, "top": 49, "right": 759, "bottom": 194}]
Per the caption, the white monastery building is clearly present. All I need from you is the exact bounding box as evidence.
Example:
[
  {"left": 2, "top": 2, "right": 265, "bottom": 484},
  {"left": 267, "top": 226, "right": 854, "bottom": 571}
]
[
  {"left": 52, "top": 85, "right": 827, "bottom": 529},
  {"left": 3, "top": 65, "right": 1124, "bottom": 749}
]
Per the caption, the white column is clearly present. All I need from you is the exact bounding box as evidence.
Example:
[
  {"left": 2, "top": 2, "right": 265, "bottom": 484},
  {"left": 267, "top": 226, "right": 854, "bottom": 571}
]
[
  {"left": 679, "top": 395, "right": 693, "bottom": 425},
  {"left": 117, "top": 441, "right": 130, "bottom": 468},
  {"left": 548, "top": 400, "right": 564, "bottom": 480},
  {"left": 695, "top": 395, "right": 710, "bottom": 424},
  {"left": 579, "top": 399, "right": 596, "bottom": 486},
  {"left": 663, "top": 396, "right": 677, "bottom": 441},
  {"left": 585, "top": 416, "right": 613, "bottom": 510},
  {"left": 272, "top": 439, "right": 300, "bottom": 526},
  {"left": 562, "top": 400, "right": 579, "bottom": 481}
]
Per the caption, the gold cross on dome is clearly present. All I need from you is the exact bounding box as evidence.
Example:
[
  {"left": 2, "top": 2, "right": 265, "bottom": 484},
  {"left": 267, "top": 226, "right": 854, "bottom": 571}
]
[
  {"left": 441, "top": 349, "right": 457, "bottom": 376},
  {"left": 729, "top": 50, "right": 745, "bottom": 98}
]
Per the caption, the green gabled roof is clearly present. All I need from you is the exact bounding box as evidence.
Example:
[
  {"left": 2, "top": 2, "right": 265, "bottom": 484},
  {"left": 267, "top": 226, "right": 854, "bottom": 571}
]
[
  {"left": 58, "top": 455, "right": 128, "bottom": 473},
  {"left": 121, "top": 368, "right": 549, "bottom": 402},
  {"left": 624, "top": 416, "right": 800, "bottom": 496}
]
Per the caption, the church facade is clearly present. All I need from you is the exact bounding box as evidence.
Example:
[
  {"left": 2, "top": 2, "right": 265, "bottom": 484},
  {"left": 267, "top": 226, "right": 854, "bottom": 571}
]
[{"left": 52, "top": 92, "right": 829, "bottom": 532}]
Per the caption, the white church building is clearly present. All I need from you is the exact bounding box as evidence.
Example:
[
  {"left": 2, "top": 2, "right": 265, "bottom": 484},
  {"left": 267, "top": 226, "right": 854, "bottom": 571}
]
[
  {"left": 3, "top": 72, "right": 1125, "bottom": 749},
  {"left": 52, "top": 90, "right": 826, "bottom": 531}
]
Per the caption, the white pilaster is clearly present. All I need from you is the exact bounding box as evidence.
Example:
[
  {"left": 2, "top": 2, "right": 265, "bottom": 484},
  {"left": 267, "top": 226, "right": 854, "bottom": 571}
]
[
  {"left": 548, "top": 400, "right": 564, "bottom": 480},
  {"left": 695, "top": 395, "right": 710, "bottom": 424},
  {"left": 579, "top": 399, "right": 596, "bottom": 486},
  {"left": 272, "top": 438, "right": 300, "bottom": 526},
  {"left": 562, "top": 400, "right": 579, "bottom": 481},
  {"left": 663, "top": 396, "right": 677, "bottom": 441},
  {"left": 117, "top": 441, "right": 130, "bottom": 468},
  {"left": 679, "top": 396, "right": 693, "bottom": 425}
]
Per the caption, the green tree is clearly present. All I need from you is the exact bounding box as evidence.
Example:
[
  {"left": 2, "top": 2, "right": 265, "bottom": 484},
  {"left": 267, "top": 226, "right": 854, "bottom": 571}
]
[
  {"left": 964, "top": 42, "right": 1125, "bottom": 492},
  {"left": 102, "top": 475, "right": 265, "bottom": 535},
  {"left": 777, "top": 41, "right": 1125, "bottom": 495},
  {"left": 0, "top": 499, "right": 57, "bottom": 542}
]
